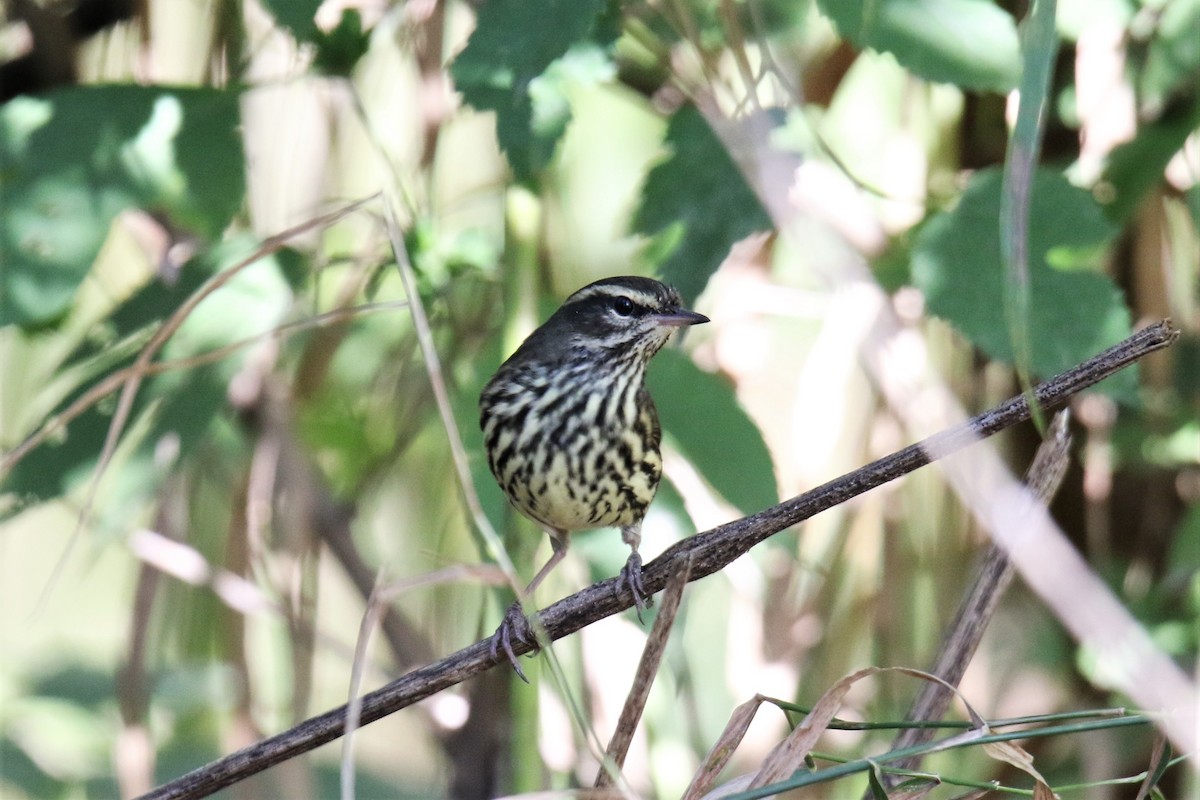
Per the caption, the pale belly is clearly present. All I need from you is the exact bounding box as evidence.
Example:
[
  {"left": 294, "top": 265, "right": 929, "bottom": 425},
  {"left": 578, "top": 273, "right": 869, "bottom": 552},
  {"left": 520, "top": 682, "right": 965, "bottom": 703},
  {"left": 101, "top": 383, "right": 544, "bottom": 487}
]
[
  {"left": 482, "top": 368, "right": 663, "bottom": 533},
  {"left": 512, "top": 430, "right": 662, "bottom": 531}
]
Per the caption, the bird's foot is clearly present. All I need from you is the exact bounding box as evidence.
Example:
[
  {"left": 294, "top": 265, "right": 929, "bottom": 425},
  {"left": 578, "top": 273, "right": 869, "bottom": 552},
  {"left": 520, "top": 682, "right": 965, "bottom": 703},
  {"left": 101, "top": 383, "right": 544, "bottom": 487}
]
[
  {"left": 617, "top": 552, "right": 653, "bottom": 623},
  {"left": 490, "top": 601, "right": 538, "bottom": 683}
]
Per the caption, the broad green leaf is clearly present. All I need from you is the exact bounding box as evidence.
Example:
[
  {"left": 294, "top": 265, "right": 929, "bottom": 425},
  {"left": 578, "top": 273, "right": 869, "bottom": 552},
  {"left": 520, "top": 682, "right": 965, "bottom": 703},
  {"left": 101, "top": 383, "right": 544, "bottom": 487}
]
[
  {"left": 0, "top": 86, "right": 243, "bottom": 328},
  {"left": 63, "top": 256, "right": 215, "bottom": 366},
  {"left": 0, "top": 735, "right": 65, "bottom": 800},
  {"left": 633, "top": 105, "right": 773, "bottom": 305},
  {"left": 647, "top": 348, "right": 778, "bottom": 514},
  {"left": 243, "top": 0, "right": 375, "bottom": 77},
  {"left": 817, "top": 0, "right": 1021, "bottom": 92},
  {"left": 912, "top": 168, "right": 1134, "bottom": 398},
  {"left": 450, "top": 0, "right": 614, "bottom": 182}
]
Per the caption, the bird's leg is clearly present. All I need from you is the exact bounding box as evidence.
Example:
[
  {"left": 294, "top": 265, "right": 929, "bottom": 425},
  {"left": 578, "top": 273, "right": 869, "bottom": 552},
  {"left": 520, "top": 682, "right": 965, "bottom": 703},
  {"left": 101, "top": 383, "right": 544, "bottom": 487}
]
[
  {"left": 491, "top": 530, "right": 568, "bottom": 682},
  {"left": 617, "top": 522, "right": 652, "bottom": 621}
]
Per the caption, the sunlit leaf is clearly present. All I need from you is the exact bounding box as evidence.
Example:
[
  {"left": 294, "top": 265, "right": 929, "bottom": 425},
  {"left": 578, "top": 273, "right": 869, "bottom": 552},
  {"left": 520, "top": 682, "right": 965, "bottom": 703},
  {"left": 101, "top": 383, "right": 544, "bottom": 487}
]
[
  {"left": 450, "top": 0, "right": 614, "bottom": 182},
  {"left": 0, "top": 86, "right": 243, "bottom": 328},
  {"left": 817, "top": 0, "right": 1021, "bottom": 92}
]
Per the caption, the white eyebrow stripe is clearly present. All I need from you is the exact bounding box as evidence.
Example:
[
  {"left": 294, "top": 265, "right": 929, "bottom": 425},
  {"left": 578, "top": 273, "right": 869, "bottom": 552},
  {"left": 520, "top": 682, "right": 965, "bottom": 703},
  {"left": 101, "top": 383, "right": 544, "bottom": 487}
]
[{"left": 568, "top": 284, "right": 661, "bottom": 307}]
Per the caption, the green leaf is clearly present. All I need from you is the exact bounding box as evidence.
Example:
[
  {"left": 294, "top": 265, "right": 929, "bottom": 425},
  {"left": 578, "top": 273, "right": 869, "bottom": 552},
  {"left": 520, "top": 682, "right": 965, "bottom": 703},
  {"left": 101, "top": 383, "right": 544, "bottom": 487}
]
[
  {"left": 1138, "top": 0, "right": 1200, "bottom": 112},
  {"left": 866, "top": 764, "right": 890, "bottom": 800},
  {"left": 0, "top": 735, "right": 66, "bottom": 800},
  {"left": 1099, "top": 96, "right": 1200, "bottom": 223},
  {"left": 312, "top": 9, "right": 371, "bottom": 76},
  {"left": 450, "top": 0, "right": 614, "bottom": 182},
  {"left": 63, "top": 254, "right": 216, "bottom": 366},
  {"left": 817, "top": 0, "right": 1021, "bottom": 92},
  {"left": 158, "top": 242, "right": 294, "bottom": 362},
  {"left": 912, "top": 167, "right": 1134, "bottom": 398},
  {"left": 633, "top": 105, "right": 773, "bottom": 305},
  {"left": 647, "top": 348, "right": 778, "bottom": 514},
  {"left": 1000, "top": 0, "right": 1059, "bottom": 412},
  {"left": 260, "top": 0, "right": 321, "bottom": 42},
  {"left": 0, "top": 86, "right": 243, "bottom": 329}
]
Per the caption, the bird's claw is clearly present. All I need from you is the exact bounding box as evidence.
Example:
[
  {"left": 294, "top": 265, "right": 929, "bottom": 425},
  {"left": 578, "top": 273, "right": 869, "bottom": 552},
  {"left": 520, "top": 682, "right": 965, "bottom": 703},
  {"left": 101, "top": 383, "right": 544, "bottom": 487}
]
[
  {"left": 617, "top": 552, "right": 653, "bottom": 623},
  {"left": 490, "top": 601, "right": 538, "bottom": 683}
]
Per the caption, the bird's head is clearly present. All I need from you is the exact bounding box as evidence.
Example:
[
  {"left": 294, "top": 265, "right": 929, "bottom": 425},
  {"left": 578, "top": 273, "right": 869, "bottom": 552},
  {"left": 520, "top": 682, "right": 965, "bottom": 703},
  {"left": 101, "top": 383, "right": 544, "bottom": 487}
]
[{"left": 545, "top": 276, "right": 709, "bottom": 363}]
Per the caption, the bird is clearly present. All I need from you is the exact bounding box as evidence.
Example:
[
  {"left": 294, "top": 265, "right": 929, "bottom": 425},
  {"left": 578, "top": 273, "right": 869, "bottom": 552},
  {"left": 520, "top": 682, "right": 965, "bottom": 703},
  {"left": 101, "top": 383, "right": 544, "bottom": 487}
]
[{"left": 479, "top": 275, "right": 709, "bottom": 679}]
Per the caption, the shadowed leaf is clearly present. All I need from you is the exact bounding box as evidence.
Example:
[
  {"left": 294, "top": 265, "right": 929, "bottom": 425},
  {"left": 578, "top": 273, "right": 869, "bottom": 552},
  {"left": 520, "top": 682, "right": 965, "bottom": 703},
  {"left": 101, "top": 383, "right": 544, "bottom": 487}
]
[
  {"left": 648, "top": 348, "right": 777, "bottom": 514},
  {"left": 634, "top": 105, "right": 772, "bottom": 305}
]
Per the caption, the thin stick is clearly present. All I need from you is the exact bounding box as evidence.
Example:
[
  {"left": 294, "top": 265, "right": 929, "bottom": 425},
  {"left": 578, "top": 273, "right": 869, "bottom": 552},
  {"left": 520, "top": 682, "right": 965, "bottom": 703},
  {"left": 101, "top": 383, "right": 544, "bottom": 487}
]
[
  {"left": 380, "top": 196, "right": 522, "bottom": 594},
  {"left": 595, "top": 554, "right": 694, "bottom": 789},
  {"left": 135, "top": 320, "right": 1178, "bottom": 800}
]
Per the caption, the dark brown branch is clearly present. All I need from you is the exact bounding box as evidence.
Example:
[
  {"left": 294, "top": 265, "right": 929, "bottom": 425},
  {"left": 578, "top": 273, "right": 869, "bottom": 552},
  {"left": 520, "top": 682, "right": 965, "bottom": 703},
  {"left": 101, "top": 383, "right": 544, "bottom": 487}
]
[{"left": 138, "top": 319, "right": 1178, "bottom": 800}]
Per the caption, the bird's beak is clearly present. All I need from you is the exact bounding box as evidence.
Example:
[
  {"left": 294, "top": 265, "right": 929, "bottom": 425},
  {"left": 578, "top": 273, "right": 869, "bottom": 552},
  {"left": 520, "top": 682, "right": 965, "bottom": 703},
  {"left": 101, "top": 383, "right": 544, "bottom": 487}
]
[{"left": 654, "top": 309, "right": 710, "bottom": 328}]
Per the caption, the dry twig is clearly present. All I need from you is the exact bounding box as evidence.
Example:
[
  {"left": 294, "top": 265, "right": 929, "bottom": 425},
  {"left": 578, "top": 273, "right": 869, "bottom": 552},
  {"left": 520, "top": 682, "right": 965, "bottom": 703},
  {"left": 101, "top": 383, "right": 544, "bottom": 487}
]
[
  {"left": 875, "top": 410, "right": 1074, "bottom": 789},
  {"left": 594, "top": 555, "right": 694, "bottom": 789}
]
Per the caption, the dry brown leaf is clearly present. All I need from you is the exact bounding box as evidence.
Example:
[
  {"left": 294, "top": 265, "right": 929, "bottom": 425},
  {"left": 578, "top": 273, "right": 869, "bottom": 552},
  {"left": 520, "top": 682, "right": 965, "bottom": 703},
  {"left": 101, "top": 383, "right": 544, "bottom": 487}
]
[
  {"left": 681, "top": 695, "right": 770, "bottom": 800},
  {"left": 749, "top": 665, "right": 987, "bottom": 789},
  {"left": 1134, "top": 733, "right": 1169, "bottom": 800},
  {"left": 982, "top": 740, "right": 1057, "bottom": 799},
  {"left": 1032, "top": 782, "right": 1058, "bottom": 800},
  {"left": 597, "top": 558, "right": 692, "bottom": 788},
  {"left": 749, "top": 666, "right": 878, "bottom": 787},
  {"left": 880, "top": 667, "right": 987, "bottom": 728}
]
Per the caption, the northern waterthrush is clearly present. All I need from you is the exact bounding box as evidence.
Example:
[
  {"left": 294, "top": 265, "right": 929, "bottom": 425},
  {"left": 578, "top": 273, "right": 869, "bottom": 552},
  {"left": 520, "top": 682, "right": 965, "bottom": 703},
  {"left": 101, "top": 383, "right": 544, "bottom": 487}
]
[{"left": 480, "top": 276, "right": 709, "bottom": 678}]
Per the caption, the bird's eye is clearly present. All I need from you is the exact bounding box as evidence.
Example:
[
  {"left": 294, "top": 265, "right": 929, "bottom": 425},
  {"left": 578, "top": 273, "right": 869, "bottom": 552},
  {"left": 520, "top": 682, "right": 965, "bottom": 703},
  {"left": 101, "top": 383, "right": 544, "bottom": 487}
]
[{"left": 611, "top": 297, "right": 635, "bottom": 316}]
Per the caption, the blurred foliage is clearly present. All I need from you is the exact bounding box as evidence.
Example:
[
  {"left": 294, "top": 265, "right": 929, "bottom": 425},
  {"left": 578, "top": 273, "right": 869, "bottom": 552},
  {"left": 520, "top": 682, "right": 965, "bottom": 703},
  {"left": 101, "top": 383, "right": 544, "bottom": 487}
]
[
  {"left": 0, "top": 86, "right": 243, "bottom": 327},
  {"left": 0, "top": 0, "right": 1197, "bottom": 798},
  {"left": 649, "top": 348, "right": 777, "bottom": 513}
]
